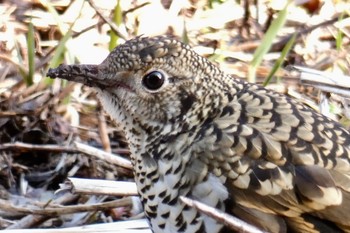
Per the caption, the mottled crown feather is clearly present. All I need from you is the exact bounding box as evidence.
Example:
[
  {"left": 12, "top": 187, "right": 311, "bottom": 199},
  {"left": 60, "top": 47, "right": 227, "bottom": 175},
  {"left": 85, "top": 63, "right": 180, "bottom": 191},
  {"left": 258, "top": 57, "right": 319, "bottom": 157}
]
[
  {"left": 102, "top": 36, "right": 222, "bottom": 79},
  {"left": 104, "top": 36, "right": 188, "bottom": 70}
]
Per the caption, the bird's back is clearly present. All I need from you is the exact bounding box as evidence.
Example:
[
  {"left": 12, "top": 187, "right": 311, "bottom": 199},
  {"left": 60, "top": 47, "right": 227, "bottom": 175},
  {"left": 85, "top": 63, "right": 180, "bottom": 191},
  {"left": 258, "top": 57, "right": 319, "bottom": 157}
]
[{"left": 192, "top": 78, "right": 350, "bottom": 232}]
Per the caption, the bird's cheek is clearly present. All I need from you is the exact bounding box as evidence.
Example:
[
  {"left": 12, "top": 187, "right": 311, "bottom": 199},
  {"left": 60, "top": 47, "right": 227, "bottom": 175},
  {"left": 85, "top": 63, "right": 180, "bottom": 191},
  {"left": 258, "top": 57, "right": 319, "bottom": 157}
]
[{"left": 111, "top": 86, "right": 137, "bottom": 102}]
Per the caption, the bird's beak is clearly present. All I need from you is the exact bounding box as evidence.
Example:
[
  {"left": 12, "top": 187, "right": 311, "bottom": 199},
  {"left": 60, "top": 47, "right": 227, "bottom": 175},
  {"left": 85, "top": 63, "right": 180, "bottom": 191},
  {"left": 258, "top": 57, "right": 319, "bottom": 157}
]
[{"left": 47, "top": 64, "right": 113, "bottom": 89}]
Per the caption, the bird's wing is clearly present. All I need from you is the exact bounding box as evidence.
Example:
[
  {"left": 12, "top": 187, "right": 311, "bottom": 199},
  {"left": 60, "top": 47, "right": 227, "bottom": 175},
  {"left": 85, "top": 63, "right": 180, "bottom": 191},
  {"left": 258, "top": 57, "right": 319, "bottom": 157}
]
[{"left": 194, "top": 83, "right": 350, "bottom": 232}]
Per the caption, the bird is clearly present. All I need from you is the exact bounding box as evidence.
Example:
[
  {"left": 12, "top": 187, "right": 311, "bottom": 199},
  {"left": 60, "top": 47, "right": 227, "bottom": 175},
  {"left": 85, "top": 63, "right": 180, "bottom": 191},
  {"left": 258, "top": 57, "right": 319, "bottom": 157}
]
[{"left": 47, "top": 35, "right": 350, "bottom": 233}]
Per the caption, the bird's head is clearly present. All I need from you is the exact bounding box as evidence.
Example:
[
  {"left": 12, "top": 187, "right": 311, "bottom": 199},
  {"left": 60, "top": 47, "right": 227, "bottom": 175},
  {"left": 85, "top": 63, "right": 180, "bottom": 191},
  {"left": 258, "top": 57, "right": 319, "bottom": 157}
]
[{"left": 48, "top": 36, "right": 226, "bottom": 139}]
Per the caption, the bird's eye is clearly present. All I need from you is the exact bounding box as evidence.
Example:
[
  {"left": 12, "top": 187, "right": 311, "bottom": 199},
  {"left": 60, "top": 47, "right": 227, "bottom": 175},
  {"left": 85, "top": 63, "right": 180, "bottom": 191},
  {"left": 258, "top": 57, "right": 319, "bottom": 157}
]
[{"left": 142, "top": 71, "right": 165, "bottom": 91}]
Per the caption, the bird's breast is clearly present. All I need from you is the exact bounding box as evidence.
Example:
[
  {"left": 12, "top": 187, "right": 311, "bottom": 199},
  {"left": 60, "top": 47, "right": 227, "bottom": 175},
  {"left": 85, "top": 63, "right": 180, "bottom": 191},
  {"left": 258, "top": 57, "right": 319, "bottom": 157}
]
[{"left": 131, "top": 137, "right": 229, "bottom": 233}]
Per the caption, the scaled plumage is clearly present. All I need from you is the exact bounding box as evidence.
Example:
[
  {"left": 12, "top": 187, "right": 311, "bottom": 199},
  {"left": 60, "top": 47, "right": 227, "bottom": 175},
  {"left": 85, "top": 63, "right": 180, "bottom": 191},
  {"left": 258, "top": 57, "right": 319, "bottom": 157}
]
[{"left": 48, "top": 36, "right": 350, "bottom": 233}]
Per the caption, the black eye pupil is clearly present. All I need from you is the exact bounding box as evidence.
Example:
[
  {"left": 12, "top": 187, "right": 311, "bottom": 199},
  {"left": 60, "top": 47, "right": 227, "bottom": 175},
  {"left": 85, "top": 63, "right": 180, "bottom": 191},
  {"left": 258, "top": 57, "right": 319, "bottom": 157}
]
[{"left": 142, "top": 71, "right": 165, "bottom": 90}]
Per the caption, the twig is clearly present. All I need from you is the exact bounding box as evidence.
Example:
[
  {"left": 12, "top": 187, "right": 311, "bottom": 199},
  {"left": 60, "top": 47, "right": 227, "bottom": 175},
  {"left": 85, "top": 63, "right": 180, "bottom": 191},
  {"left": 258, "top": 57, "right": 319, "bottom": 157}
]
[
  {"left": 1, "top": 196, "right": 132, "bottom": 216},
  {"left": 0, "top": 142, "right": 132, "bottom": 170},
  {"left": 74, "top": 142, "right": 132, "bottom": 169},
  {"left": 3, "top": 219, "right": 151, "bottom": 233},
  {"left": 0, "top": 142, "right": 78, "bottom": 153},
  {"left": 6, "top": 193, "right": 78, "bottom": 229},
  {"left": 98, "top": 107, "right": 112, "bottom": 153},
  {"left": 180, "top": 196, "right": 266, "bottom": 233},
  {"left": 271, "top": 15, "right": 346, "bottom": 51},
  {"left": 87, "top": 1, "right": 128, "bottom": 40},
  {"left": 63, "top": 178, "right": 138, "bottom": 196}
]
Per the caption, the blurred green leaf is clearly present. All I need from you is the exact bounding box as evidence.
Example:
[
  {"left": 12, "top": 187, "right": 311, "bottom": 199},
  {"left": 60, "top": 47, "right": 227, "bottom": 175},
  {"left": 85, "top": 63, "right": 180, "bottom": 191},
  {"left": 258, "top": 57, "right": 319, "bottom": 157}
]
[
  {"left": 109, "top": 0, "right": 122, "bottom": 51},
  {"left": 248, "top": 1, "right": 291, "bottom": 83},
  {"left": 263, "top": 32, "right": 296, "bottom": 86},
  {"left": 14, "top": 41, "right": 27, "bottom": 81},
  {"left": 335, "top": 12, "right": 345, "bottom": 51},
  {"left": 26, "top": 21, "right": 35, "bottom": 86},
  {"left": 208, "top": 0, "right": 225, "bottom": 8},
  {"left": 44, "top": 0, "right": 84, "bottom": 85},
  {"left": 40, "top": 0, "right": 67, "bottom": 34},
  {"left": 182, "top": 20, "right": 189, "bottom": 44}
]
